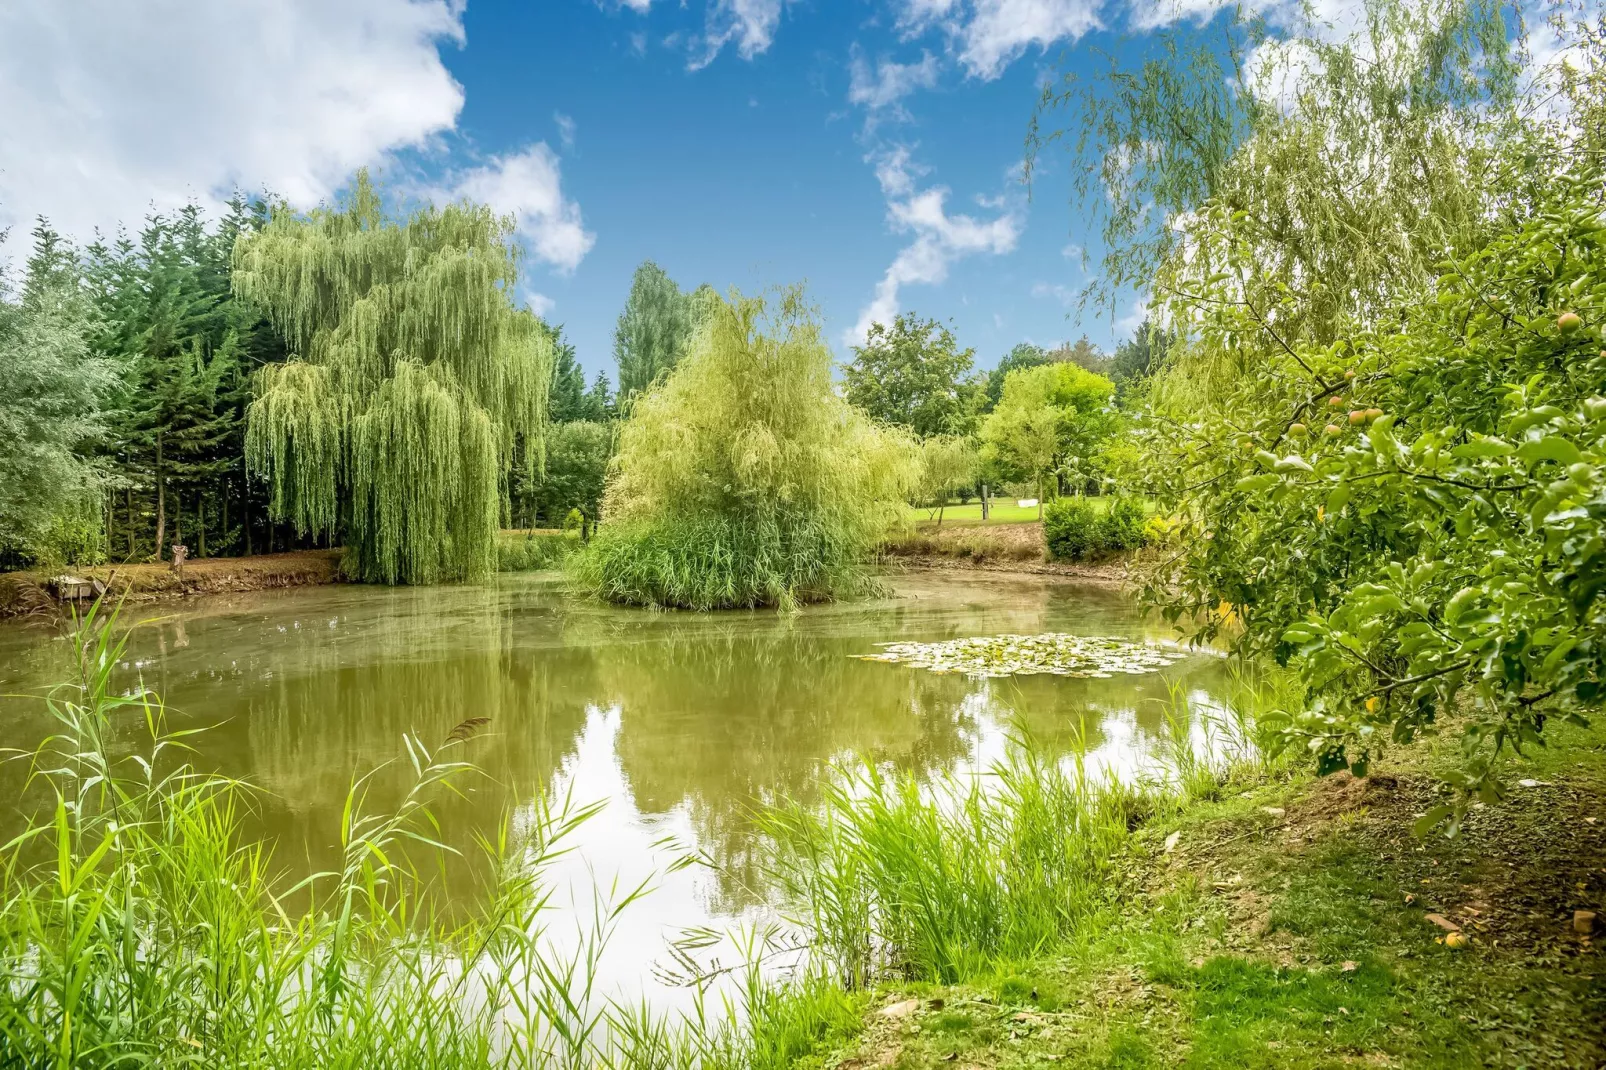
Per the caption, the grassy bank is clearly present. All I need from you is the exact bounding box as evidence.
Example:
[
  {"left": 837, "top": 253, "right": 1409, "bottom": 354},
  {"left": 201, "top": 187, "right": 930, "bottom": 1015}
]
[{"left": 762, "top": 718, "right": 1606, "bottom": 1069}]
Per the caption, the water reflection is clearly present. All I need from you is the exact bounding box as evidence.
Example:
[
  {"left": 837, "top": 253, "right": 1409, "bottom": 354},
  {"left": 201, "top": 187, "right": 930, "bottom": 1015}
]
[{"left": 0, "top": 570, "right": 1239, "bottom": 1003}]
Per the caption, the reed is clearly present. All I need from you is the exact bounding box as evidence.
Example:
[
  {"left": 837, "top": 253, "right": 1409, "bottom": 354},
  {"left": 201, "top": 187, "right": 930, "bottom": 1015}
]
[{"left": 0, "top": 600, "right": 647, "bottom": 1069}]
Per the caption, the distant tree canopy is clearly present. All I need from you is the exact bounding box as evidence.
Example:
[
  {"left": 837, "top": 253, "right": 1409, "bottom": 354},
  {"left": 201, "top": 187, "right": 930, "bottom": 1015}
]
[
  {"left": 578, "top": 287, "right": 916, "bottom": 609},
  {"left": 979, "top": 362, "right": 1116, "bottom": 506},
  {"left": 843, "top": 313, "right": 976, "bottom": 437},
  {"left": 0, "top": 222, "right": 116, "bottom": 565},
  {"left": 548, "top": 327, "right": 612, "bottom": 423},
  {"left": 1050, "top": 336, "right": 1110, "bottom": 377},
  {"left": 233, "top": 172, "right": 553, "bottom": 584},
  {"left": 613, "top": 260, "right": 702, "bottom": 410},
  {"left": 984, "top": 343, "right": 1053, "bottom": 410}
]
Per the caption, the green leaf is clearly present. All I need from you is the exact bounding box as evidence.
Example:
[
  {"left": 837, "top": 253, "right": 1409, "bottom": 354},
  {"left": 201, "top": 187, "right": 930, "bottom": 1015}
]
[
  {"left": 1451, "top": 438, "right": 1515, "bottom": 459},
  {"left": 1234, "top": 473, "right": 1278, "bottom": 493},
  {"left": 1517, "top": 436, "right": 1583, "bottom": 466},
  {"left": 1413, "top": 804, "right": 1452, "bottom": 838}
]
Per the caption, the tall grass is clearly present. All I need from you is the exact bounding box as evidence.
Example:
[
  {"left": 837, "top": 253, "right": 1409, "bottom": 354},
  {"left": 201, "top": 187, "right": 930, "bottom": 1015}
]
[
  {"left": 0, "top": 601, "right": 665, "bottom": 1068},
  {"left": 497, "top": 529, "right": 580, "bottom": 572},
  {"left": 756, "top": 670, "right": 1293, "bottom": 992},
  {"left": 576, "top": 287, "right": 917, "bottom": 610}
]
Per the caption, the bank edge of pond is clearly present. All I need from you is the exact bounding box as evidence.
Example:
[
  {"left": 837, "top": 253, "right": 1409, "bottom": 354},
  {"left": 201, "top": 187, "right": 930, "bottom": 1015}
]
[
  {"left": 0, "top": 549, "right": 347, "bottom": 620},
  {"left": 788, "top": 717, "right": 1606, "bottom": 1070}
]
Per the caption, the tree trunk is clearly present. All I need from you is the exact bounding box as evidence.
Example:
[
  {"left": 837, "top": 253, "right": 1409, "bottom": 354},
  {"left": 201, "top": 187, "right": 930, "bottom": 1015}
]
[
  {"left": 154, "top": 439, "right": 167, "bottom": 562},
  {"left": 126, "top": 487, "right": 135, "bottom": 559}
]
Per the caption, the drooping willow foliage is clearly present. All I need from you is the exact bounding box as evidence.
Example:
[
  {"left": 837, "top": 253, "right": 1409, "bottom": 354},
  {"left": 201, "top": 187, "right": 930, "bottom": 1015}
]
[
  {"left": 233, "top": 172, "right": 552, "bottom": 583},
  {"left": 576, "top": 287, "right": 917, "bottom": 609}
]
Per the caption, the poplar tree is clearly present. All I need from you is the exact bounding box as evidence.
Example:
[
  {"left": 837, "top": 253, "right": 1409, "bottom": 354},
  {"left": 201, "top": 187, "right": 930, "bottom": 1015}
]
[
  {"left": 232, "top": 172, "right": 553, "bottom": 584},
  {"left": 612, "top": 260, "right": 695, "bottom": 408}
]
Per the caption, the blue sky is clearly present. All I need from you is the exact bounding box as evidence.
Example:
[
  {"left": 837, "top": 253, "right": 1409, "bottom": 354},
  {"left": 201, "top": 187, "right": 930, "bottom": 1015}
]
[{"left": 0, "top": 0, "right": 1224, "bottom": 380}]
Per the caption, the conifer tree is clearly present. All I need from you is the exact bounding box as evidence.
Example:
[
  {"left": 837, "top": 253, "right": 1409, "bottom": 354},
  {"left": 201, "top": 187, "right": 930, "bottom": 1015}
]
[
  {"left": 232, "top": 172, "right": 553, "bottom": 584},
  {"left": 0, "top": 221, "right": 114, "bottom": 565},
  {"left": 88, "top": 198, "right": 286, "bottom": 561}
]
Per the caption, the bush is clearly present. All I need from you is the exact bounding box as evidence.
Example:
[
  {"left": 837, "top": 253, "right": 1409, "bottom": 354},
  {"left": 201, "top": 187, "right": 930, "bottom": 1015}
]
[
  {"left": 576, "top": 287, "right": 916, "bottom": 609},
  {"left": 1043, "top": 497, "right": 1102, "bottom": 561},
  {"left": 1044, "top": 496, "right": 1150, "bottom": 561},
  {"left": 1098, "top": 496, "right": 1148, "bottom": 551}
]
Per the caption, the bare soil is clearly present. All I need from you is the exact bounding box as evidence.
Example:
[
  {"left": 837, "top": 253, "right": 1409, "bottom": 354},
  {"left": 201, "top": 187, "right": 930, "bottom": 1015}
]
[{"left": 0, "top": 550, "right": 345, "bottom": 620}]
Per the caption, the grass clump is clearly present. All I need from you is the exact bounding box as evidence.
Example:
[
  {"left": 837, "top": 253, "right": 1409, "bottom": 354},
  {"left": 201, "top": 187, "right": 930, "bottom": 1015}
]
[
  {"left": 575, "top": 287, "right": 916, "bottom": 610},
  {"left": 497, "top": 528, "right": 580, "bottom": 571}
]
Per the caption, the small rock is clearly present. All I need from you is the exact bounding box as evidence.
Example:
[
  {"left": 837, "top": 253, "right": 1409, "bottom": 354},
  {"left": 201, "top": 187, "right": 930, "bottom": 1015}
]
[
  {"left": 1261, "top": 806, "right": 1286, "bottom": 817},
  {"left": 1424, "top": 913, "right": 1460, "bottom": 932},
  {"left": 1575, "top": 910, "right": 1598, "bottom": 935},
  {"left": 1341, "top": 960, "right": 1358, "bottom": 972},
  {"left": 1518, "top": 778, "right": 1539, "bottom": 788},
  {"left": 879, "top": 999, "right": 920, "bottom": 1019},
  {"left": 1164, "top": 831, "right": 1181, "bottom": 853}
]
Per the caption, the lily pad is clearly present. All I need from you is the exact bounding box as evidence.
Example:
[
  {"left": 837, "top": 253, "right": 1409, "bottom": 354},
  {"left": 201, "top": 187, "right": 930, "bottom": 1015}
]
[{"left": 852, "top": 633, "right": 1188, "bottom": 679}]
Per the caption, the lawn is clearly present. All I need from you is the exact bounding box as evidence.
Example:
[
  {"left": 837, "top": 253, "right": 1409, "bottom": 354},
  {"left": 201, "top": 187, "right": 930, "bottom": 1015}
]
[{"left": 909, "top": 498, "right": 1126, "bottom": 527}]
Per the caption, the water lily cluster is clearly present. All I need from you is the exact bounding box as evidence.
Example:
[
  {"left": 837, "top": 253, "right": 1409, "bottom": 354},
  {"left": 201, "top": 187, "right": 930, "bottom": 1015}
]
[{"left": 854, "top": 633, "right": 1188, "bottom": 678}]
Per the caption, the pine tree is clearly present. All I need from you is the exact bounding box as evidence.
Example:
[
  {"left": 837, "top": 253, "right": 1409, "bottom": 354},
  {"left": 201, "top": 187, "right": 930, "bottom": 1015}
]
[
  {"left": 87, "top": 198, "right": 287, "bottom": 561},
  {"left": 0, "top": 221, "right": 115, "bottom": 566},
  {"left": 232, "top": 172, "right": 553, "bottom": 584},
  {"left": 547, "top": 326, "right": 589, "bottom": 422}
]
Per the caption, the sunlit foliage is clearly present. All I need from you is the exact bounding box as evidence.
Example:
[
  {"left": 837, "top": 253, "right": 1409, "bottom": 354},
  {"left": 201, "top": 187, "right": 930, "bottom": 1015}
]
[
  {"left": 577, "top": 287, "right": 917, "bottom": 609},
  {"left": 233, "top": 172, "right": 552, "bottom": 584}
]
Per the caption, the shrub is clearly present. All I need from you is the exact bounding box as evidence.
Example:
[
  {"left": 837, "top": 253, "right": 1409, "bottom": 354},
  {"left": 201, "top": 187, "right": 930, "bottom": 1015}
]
[
  {"left": 576, "top": 287, "right": 916, "bottom": 609},
  {"left": 1043, "top": 497, "right": 1102, "bottom": 561},
  {"left": 1098, "top": 496, "right": 1149, "bottom": 551}
]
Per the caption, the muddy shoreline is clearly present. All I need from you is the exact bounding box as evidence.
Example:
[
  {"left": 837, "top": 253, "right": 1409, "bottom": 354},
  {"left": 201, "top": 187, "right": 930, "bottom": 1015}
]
[{"left": 0, "top": 550, "right": 346, "bottom": 620}]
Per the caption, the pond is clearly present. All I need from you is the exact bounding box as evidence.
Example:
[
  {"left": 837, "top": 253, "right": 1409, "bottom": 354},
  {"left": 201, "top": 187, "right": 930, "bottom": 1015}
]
[{"left": 0, "top": 569, "right": 1245, "bottom": 1008}]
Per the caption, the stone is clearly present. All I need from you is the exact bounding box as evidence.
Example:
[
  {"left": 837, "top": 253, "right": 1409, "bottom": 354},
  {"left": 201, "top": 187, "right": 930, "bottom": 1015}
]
[
  {"left": 879, "top": 999, "right": 920, "bottom": 1019},
  {"left": 1575, "top": 910, "right": 1597, "bottom": 935}
]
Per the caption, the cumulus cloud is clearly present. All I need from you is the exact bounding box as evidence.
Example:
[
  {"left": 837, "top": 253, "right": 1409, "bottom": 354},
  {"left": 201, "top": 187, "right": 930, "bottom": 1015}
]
[
  {"left": 957, "top": 0, "right": 1102, "bottom": 78},
  {"left": 888, "top": 0, "right": 1101, "bottom": 80},
  {"left": 525, "top": 292, "right": 557, "bottom": 318},
  {"left": 0, "top": 0, "right": 466, "bottom": 242},
  {"left": 438, "top": 145, "right": 596, "bottom": 274},
  {"left": 848, "top": 47, "right": 941, "bottom": 119},
  {"left": 690, "top": 0, "right": 786, "bottom": 69},
  {"left": 848, "top": 146, "right": 1022, "bottom": 345}
]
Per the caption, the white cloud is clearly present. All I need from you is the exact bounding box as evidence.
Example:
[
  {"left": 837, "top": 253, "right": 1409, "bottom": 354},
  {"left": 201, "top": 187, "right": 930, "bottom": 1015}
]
[
  {"left": 525, "top": 292, "right": 557, "bottom": 318},
  {"left": 1032, "top": 281, "right": 1078, "bottom": 306},
  {"left": 957, "top": 0, "right": 1102, "bottom": 79},
  {"left": 690, "top": 0, "right": 785, "bottom": 69},
  {"left": 848, "top": 146, "right": 1023, "bottom": 345},
  {"left": 439, "top": 145, "right": 596, "bottom": 274},
  {"left": 849, "top": 47, "right": 941, "bottom": 116},
  {"left": 0, "top": 0, "right": 466, "bottom": 242},
  {"left": 554, "top": 112, "right": 577, "bottom": 149},
  {"left": 890, "top": 0, "right": 1101, "bottom": 80},
  {"left": 617, "top": 0, "right": 654, "bottom": 12},
  {"left": 894, "top": 0, "right": 961, "bottom": 34}
]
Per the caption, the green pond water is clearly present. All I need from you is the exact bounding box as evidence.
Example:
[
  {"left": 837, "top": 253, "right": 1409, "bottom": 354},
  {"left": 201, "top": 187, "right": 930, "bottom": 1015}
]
[{"left": 0, "top": 569, "right": 1244, "bottom": 1004}]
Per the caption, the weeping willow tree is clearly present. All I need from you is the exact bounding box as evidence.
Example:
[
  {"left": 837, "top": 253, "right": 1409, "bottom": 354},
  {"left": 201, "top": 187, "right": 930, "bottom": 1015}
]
[
  {"left": 576, "top": 286, "right": 917, "bottom": 610},
  {"left": 1030, "top": 0, "right": 1529, "bottom": 402},
  {"left": 232, "top": 173, "right": 552, "bottom": 583}
]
